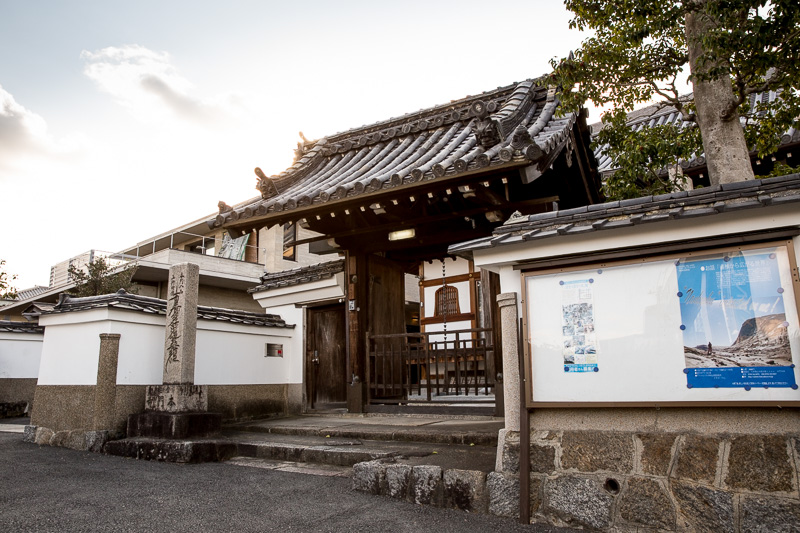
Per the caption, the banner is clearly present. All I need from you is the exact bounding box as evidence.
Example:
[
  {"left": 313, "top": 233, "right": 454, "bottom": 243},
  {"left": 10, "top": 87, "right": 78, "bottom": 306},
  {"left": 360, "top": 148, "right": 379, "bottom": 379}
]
[{"left": 676, "top": 250, "right": 796, "bottom": 389}]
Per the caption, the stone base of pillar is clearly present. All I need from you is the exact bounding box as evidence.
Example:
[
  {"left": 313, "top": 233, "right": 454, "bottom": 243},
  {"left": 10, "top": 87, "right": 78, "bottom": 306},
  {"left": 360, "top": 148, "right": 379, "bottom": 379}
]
[
  {"left": 127, "top": 411, "right": 221, "bottom": 439},
  {"left": 104, "top": 438, "right": 236, "bottom": 463},
  {"left": 347, "top": 381, "right": 366, "bottom": 414},
  {"left": 145, "top": 384, "right": 207, "bottom": 413}
]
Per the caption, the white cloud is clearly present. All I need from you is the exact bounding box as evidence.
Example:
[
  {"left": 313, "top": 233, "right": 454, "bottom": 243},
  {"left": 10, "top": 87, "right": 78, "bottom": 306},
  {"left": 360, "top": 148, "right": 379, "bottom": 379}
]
[
  {"left": 81, "top": 45, "right": 240, "bottom": 124},
  {"left": 0, "top": 85, "right": 85, "bottom": 175}
]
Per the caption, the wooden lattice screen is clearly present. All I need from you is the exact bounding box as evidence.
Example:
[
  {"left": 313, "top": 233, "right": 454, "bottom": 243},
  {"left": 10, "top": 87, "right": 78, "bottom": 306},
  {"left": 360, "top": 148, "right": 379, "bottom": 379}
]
[{"left": 434, "top": 285, "right": 460, "bottom": 317}]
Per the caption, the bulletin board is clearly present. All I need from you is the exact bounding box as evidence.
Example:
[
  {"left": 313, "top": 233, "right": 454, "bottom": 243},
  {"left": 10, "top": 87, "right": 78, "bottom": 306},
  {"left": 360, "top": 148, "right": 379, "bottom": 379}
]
[{"left": 521, "top": 241, "right": 800, "bottom": 407}]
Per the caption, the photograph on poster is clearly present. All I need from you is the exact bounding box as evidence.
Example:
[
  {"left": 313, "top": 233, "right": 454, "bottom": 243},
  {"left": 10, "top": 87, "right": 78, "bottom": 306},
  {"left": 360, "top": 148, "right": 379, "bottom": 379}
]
[
  {"left": 676, "top": 248, "right": 796, "bottom": 389},
  {"left": 560, "top": 279, "right": 598, "bottom": 372}
]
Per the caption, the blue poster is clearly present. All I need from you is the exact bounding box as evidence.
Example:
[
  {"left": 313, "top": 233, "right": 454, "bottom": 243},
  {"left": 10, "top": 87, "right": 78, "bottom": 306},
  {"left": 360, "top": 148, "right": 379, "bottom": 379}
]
[{"left": 676, "top": 250, "right": 796, "bottom": 389}]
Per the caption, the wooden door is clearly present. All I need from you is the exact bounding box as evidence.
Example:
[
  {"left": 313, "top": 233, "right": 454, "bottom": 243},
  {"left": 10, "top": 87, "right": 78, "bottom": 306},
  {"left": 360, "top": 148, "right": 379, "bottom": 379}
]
[
  {"left": 367, "top": 255, "right": 406, "bottom": 400},
  {"left": 306, "top": 304, "right": 347, "bottom": 407}
]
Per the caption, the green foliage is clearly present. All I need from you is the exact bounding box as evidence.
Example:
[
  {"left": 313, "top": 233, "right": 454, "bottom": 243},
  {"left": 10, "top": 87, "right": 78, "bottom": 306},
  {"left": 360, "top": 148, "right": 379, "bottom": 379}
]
[
  {"left": 0, "top": 259, "right": 18, "bottom": 300},
  {"left": 552, "top": 0, "right": 800, "bottom": 199},
  {"left": 67, "top": 257, "right": 139, "bottom": 297},
  {"left": 598, "top": 108, "right": 702, "bottom": 199},
  {"left": 755, "top": 160, "right": 799, "bottom": 179}
]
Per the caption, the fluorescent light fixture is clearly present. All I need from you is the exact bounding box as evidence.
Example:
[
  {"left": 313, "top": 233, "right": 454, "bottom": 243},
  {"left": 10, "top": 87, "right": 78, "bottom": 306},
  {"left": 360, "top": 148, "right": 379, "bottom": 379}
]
[{"left": 388, "top": 228, "right": 416, "bottom": 241}]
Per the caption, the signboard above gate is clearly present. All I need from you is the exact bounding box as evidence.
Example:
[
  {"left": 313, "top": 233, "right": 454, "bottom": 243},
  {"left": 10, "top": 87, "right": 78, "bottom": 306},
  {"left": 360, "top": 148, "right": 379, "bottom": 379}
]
[{"left": 521, "top": 241, "right": 800, "bottom": 407}]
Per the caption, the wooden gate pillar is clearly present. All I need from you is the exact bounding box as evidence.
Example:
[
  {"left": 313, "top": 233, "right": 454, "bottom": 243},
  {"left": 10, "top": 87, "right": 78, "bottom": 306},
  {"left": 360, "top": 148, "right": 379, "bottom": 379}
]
[{"left": 346, "top": 252, "right": 369, "bottom": 413}]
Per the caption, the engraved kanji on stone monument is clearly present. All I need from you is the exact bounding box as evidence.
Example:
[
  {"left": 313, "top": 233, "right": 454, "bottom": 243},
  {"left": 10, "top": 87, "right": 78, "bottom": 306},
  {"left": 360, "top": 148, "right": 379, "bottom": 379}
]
[
  {"left": 162, "top": 263, "right": 198, "bottom": 385},
  {"left": 164, "top": 272, "right": 184, "bottom": 371}
]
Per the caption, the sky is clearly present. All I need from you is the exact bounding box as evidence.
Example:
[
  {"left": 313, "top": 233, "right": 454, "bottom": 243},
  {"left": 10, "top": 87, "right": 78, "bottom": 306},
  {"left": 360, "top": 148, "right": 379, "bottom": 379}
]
[{"left": 1, "top": 0, "right": 596, "bottom": 289}]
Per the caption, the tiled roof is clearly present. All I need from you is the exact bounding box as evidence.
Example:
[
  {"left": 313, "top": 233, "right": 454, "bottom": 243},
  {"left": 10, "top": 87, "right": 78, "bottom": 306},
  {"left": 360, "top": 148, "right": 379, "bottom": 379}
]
[
  {"left": 0, "top": 320, "right": 44, "bottom": 334},
  {"left": 14, "top": 285, "right": 51, "bottom": 301},
  {"left": 592, "top": 91, "right": 800, "bottom": 175},
  {"left": 22, "top": 302, "right": 56, "bottom": 321},
  {"left": 208, "top": 76, "right": 580, "bottom": 229},
  {"left": 43, "top": 289, "right": 293, "bottom": 328},
  {"left": 249, "top": 259, "right": 345, "bottom": 293},
  {"left": 449, "top": 173, "right": 800, "bottom": 254}
]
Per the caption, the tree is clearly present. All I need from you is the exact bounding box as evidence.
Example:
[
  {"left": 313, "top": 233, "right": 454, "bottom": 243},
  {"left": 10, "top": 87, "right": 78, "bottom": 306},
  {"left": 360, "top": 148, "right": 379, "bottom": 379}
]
[
  {"left": 552, "top": 0, "right": 800, "bottom": 198},
  {"left": 0, "top": 259, "right": 18, "bottom": 300},
  {"left": 67, "top": 257, "right": 139, "bottom": 297}
]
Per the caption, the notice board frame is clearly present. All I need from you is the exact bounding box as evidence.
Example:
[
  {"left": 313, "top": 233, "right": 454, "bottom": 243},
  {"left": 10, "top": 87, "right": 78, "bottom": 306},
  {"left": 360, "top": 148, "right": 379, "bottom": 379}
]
[{"left": 520, "top": 239, "right": 800, "bottom": 408}]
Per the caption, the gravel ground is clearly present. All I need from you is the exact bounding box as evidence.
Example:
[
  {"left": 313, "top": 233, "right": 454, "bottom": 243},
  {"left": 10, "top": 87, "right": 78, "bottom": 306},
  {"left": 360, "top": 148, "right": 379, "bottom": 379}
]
[{"left": 0, "top": 433, "right": 576, "bottom": 533}]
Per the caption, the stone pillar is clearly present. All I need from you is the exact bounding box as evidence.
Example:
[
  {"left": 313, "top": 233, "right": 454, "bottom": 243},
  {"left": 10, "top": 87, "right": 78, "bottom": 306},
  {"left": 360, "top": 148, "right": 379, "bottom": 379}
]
[
  {"left": 497, "top": 292, "right": 520, "bottom": 431},
  {"left": 93, "top": 333, "right": 120, "bottom": 430},
  {"left": 144, "top": 262, "right": 207, "bottom": 414},
  {"left": 163, "top": 262, "right": 199, "bottom": 384}
]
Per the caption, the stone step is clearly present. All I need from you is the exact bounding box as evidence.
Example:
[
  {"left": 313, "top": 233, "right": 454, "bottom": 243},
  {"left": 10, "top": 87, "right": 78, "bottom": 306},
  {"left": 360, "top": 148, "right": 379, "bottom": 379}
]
[
  {"left": 227, "top": 456, "right": 353, "bottom": 477},
  {"left": 104, "top": 437, "right": 236, "bottom": 463},
  {"left": 234, "top": 438, "right": 400, "bottom": 467},
  {"left": 103, "top": 428, "right": 499, "bottom": 473},
  {"left": 227, "top": 416, "right": 501, "bottom": 447}
]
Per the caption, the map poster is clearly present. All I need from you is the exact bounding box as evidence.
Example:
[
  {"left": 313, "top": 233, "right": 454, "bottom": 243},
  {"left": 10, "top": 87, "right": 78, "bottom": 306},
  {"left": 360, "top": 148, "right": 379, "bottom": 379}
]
[
  {"left": 560, "top": 279, "right": 598, "bottom": 373},
  {"left": 676, "top": 250, "right": 797, "bottom": 389}
]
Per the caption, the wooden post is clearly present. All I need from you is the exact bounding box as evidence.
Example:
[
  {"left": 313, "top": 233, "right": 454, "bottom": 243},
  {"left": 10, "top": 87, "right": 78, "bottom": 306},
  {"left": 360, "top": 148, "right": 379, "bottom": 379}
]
[
  {"left": 481, "top": 269, "right": 504, "bottom": 415},
  {"left": 518, "top": 317, "right": 531, "bottom": 525},
  {"left": 346, "top": 252, "right": 368, "bottom": 413}
]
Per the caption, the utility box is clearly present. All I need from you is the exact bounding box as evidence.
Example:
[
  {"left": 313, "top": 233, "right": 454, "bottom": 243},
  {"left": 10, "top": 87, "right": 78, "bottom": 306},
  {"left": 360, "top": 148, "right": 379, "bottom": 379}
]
[{"left": 265, "top": 343, "right": 283, "bottom": 358}]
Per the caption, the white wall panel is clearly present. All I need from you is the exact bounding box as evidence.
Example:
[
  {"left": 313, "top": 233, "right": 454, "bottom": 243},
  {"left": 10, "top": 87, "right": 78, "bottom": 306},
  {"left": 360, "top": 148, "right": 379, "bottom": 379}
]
[{"left": 0, "top": 332, "right": 43, "bottom": 378}]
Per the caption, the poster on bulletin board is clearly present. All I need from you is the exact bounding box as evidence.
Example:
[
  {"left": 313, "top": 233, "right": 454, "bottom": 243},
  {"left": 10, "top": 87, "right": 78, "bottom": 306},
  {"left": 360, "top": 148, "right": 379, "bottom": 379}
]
[{"left": 522, "top": 242, "right": 800, "bottom": 407}]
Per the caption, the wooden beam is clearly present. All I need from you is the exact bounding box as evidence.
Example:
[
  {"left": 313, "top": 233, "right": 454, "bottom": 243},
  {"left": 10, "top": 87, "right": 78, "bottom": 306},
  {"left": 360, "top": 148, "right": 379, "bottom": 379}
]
[
  {"left": 419, "top": 272, "right": 480, "bottom": 287},
  {"left": 305, "top": 195, "right": 560, "bottom": 246}
]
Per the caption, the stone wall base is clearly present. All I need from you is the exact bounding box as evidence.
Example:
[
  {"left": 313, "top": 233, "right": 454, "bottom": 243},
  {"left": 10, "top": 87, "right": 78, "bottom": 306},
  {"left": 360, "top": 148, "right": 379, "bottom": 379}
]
[
  {"left": 30, "top": 384, "right": 289, "bottom": 435},
  {"left": 354, "top": 430, "right": 800, "bottom": 532},
  {"left": 0, "top": 378, "right": 37, "bottom": 412},
  {"left": 494, "top": 428, "right": 800, "bottom": 531},
  {"left": 23, "top": 424, "right": 119, "bottom": 453},
  {"left": 127, "top": 411, "right": 222, "bottom": 439}
]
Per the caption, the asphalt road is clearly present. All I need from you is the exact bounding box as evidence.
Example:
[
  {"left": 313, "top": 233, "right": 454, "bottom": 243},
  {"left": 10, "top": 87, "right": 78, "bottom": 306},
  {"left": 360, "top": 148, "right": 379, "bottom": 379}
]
[{"left": 0, "top": 433, "right": 576, "bottom": 533}]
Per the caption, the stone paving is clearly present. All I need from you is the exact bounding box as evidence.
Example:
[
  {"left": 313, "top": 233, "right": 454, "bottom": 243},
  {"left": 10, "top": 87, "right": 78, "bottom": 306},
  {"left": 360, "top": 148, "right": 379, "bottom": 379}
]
[{"left": 0, "top": 432, "right": 578, "bottom": 532}]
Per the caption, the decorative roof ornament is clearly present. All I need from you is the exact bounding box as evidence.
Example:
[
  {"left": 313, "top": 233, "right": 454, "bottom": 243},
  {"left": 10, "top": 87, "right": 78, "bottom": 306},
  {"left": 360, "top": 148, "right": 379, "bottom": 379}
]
[
  {"left": 254, "top": 167, "right": 279, "bottom": 199},
  {"left": 294, "top": 131, "right": 311, "bottom": 162},
  {"left": 471, "top": 100, "right": 503, "bottom": 148},
  {"left": 546, "top": 85, "right": 557, "bottom": 103},
  {"left": 511, "top": 125, "right": 533, "bottom": 149},
  {"left": 504, "top": 210, "right": 527, "bottom": 225}
]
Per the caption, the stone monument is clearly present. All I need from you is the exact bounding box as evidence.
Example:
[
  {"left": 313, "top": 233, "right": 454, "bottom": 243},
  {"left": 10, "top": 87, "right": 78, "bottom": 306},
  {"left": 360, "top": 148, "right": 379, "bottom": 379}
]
[{"left": 126, "top": 262, "right": 221, "bottom": 440}]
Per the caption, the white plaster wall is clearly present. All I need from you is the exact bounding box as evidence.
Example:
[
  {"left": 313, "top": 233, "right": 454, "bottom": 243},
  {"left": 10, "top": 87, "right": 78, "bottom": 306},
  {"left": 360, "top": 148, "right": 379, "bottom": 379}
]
[
  {"left": 251, "top": 273, "right": 345, "bottom": 308},
  {"left": 115, "top": 318, "right": 164, "bottom": 385},
  {"left": 38, "top": 310, "right": 108, "bottom": 385},
  {"left": 422, "top": 257, "right": 470, "bottom": 278},
  {"left": 38, "top": 307, "right": 300, "bottom": 386},
  {"left": 250, "top": 304, "right": 304, "bottom": 384},
  {"left": 195, "top": 319, "right": 298, "bottom": 385},
  {"left": 0, "top": 332, "right": 43, "bottom": 379}
]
